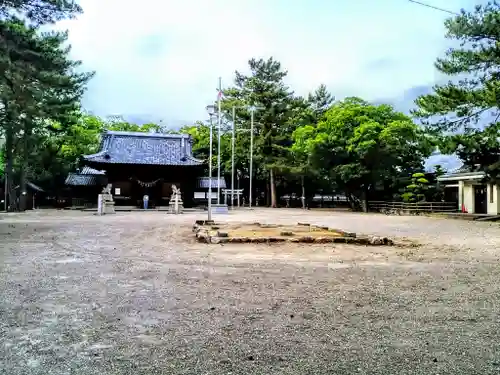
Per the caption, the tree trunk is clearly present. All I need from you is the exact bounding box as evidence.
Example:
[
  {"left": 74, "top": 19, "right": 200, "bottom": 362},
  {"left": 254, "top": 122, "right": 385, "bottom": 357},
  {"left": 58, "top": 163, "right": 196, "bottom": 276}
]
[
  {"left": 270, "top": 168, "right": 277, "bottom": 208},
  {"left": 266, "top": 180, "right": 270, "bottom": 207},
  {"left": 346, "top": 192, "right": 361, "bottom": 211},
  {"left": 346, "top": 193, "right": 356, "bottom": 211},
  {"left": 2, "top": 140, "right": 7, "bottom": 212},
  {"left": 19, "top": 121, "right": 31, "bottom": 211},
  {"left": 301, "top": 175, "right": 306, "bottom": 209},
  {"left": 361, "top": 187, "right": 368, "bottom": 213},
  {"left": 5, "top": 121, "right": 16, "bottom": 211}
]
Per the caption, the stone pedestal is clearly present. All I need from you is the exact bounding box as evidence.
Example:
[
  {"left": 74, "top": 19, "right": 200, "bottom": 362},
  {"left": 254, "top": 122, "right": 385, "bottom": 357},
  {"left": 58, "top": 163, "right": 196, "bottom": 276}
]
[
  {"left": 97, "top": 193, "right": 115, "bottom": 215},
  {"left": 104, "top": 196, "right": 115, "bottom": 214},
  {"left": 168, "top": 199, "right": 184, "bottom": 214}
]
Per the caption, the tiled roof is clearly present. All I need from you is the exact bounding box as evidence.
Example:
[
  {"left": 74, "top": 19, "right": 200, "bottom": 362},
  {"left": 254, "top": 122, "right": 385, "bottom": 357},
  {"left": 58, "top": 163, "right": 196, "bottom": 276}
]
[
  {"left": 197, "top": 177, "right": 227, "bottom": 189},
  {"left": 65, "top": 174, "right": 107, "bottom": 186},
  {"left": 450, "top": 166, "right": 470, "bottom": 174},
  {"left": 438, "top": 164, "right": 486, "bottom": 180},
  {"left": 424, "top": 153, "right": 462, "bottom": 173},
  {"left": 441, "top": 164, "right": 481, "bottom": 176},
  {"left": 80, "top": 166, "right": 105, "bottom": 175},
  {"left": 65, "top": 166, "right": 107, "bottom": 186},
  {"left": 83, "top": 131, "right": 203, "bottom": 166}
]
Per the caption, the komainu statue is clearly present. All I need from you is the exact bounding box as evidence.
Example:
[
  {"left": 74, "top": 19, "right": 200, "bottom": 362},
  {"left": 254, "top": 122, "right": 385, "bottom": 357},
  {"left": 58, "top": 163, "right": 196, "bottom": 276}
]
[
  {"left": 169, "top": 184, "right": 183, "bottom": 214},
  {"left": 102, "top": 183, "right": 112, "bottom": 195}
]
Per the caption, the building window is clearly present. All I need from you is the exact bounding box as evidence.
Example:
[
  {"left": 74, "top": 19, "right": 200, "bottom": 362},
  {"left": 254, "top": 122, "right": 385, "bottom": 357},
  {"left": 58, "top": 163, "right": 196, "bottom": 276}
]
[{"left": 490, "top": 184, "right": 494, "bottom": 203}]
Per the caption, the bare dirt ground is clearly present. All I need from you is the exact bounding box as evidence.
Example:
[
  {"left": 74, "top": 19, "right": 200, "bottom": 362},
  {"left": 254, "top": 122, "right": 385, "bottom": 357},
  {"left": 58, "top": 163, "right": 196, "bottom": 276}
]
[{"left": 1, "top": 208, "right": 500, "bottom": 374}]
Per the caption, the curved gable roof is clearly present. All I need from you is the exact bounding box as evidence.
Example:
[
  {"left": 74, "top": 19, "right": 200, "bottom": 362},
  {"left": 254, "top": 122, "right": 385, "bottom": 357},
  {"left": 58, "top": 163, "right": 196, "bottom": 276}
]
[{"left": 83, "top": 131, "right": 203, "bottom": 166}]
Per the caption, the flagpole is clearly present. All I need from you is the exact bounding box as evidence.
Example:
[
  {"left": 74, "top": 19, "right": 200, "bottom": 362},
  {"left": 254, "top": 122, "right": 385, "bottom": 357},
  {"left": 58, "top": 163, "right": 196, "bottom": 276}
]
[
  {"left": 231, "top": 106, "right": 236, "bottom": 210},
  {"left": 249, "top": 108, "right": 254, "bottom": 209},
  {"left": 247, "top": 105, "right": 263, "bottom": 209},
  {"left": 217, "top": 77, "right": 222, "bottom": 205}
]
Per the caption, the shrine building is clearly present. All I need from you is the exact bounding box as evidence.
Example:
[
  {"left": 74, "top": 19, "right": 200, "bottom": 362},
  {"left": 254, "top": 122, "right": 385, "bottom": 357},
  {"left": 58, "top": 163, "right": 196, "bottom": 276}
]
[{"left": 80, "top": 130, "right": 204, "bottom": 208}]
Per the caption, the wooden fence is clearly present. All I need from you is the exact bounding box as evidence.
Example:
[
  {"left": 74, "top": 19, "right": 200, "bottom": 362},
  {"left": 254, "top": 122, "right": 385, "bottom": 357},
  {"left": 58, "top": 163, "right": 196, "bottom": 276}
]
[{"left": 368, "top": 201, "right": 458, "bottom": 213}]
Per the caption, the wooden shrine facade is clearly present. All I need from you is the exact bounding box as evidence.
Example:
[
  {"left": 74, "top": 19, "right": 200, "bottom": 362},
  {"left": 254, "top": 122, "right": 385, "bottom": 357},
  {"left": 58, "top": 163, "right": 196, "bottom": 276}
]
[{"left": 81, "top": 131, "right": 204, "bottom": 208}]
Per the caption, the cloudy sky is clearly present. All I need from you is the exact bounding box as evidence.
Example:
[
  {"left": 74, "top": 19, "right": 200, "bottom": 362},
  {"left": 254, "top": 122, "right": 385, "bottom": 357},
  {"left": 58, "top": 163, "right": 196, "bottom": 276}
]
[{"left": 56, "top": 0, "right": 478, "bottom": 132}]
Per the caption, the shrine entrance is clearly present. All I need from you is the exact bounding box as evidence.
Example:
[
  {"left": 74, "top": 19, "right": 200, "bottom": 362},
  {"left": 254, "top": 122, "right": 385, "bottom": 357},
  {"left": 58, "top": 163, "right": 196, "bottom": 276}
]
[
  {"left": 131, "top": 178, "right": 164, "bottom": 208},
  {"left": 128, "top": 178, "right": 183, "bottom": 208}
]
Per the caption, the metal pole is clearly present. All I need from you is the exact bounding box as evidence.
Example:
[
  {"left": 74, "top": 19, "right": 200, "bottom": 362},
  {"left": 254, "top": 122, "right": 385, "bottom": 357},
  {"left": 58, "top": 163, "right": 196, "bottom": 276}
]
[
  {"left": 208, "top": 115, "right": 213, "bottom": 221},
  {"left": 249, "top": 109, "right": 254, "bottom": 208},
  {"left": 3, "top": 170, "right": 7, "bottom": 212},
  {"left": 237, "top": 172, "right": 240, "bottom": 207},
  {"left": 231, "top": 106, "right": 236, "bottom": 210},
  {"left": 217, "top": 77, "right": 222, "bottom": 205}
]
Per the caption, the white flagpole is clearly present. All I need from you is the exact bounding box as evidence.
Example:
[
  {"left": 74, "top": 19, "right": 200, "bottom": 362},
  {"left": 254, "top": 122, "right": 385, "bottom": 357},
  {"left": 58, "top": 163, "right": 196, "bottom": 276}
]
[
  {"left": 231, "top": 106, "right": 235, "bottom": 210},
  {"left": 217, "top": 77, "right": 222, "bottom": 205}
]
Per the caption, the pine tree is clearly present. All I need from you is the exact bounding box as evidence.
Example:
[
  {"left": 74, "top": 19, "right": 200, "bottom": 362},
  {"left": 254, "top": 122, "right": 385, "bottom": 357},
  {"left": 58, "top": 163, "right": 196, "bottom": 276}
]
[
  {"left": 0, "top": 0, "right": 81, "bottom": 24},
  {"left": 308, "top": 84, "right": 334, "bottom": 120},
  {"left": 0, "top": 19, "right": 93, "bottom": 210},
  {"left": 223, "top": 57, "right": 301, "bottom": 207},
  {"left": 1, "top": 0, "right": 87, "bottom": 210},
  {"left": 413, "top": 2, "right": 500, "bottom": 181}
]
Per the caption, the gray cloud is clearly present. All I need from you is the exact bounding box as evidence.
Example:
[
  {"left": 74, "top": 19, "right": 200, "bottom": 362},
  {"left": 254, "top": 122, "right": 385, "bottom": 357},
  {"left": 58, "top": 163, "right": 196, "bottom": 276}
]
[
  {"left": 373, "top": 84, "right": 435, "bottom": 114},
  {"left": 63, "top": 0, "right": 460, "bottom": 128}
]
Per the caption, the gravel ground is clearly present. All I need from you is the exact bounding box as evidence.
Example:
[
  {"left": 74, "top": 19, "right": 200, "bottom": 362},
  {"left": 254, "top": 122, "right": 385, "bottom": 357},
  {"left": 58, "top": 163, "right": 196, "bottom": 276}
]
[{"left": 1, "top": 209, "right": 500, "bottom": 374}]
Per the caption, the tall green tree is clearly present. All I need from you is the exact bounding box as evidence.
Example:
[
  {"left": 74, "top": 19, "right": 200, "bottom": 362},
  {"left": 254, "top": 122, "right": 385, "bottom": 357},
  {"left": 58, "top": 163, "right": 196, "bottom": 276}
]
[
  {"left": 293, "top": 98, "right": 433, "bottom": 210},
  {"left": 286, "top": 85, "right": 334, "bottom": 208},
  {"left": 413, "top": 1, "right": 500, "bottom": 181},
  {"left": 0, "top": 0, "right": 87, "bottom": 210},
  {"left": 0, "top": 18, "right": 93, "bottom": 210},
  {"left": 222, "top": 57, "right": 303, "bottom": 207}
]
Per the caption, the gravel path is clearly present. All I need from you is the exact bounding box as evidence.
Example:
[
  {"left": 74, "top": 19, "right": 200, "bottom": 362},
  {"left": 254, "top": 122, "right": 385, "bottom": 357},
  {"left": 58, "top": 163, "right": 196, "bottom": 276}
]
[{"left": 1, "top": 209, "right": 499, "bottom": 374}]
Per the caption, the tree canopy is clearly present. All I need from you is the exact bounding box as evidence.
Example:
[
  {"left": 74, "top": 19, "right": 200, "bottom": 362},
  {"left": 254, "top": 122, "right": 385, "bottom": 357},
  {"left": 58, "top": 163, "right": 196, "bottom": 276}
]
[
  {"left": 0, "top": 0, "right": 92, "bottom": 210},
  {"left": 293, "top": 98, "right": 433, "bottom": 209},
  {"left": 0, "top": 16, "right": 93, "bottom": 209},
  {"left": 221, "top": 57, "right": 313, "bottom": 206},
  {"left": 413, "top": 1, "right": 500, "bottom": 181},
  {"left": 0, "top": 0, "right": 81, "bottom": 24},
  {"left": 3, "top": 1, "right": 495, "bottom": 211}
]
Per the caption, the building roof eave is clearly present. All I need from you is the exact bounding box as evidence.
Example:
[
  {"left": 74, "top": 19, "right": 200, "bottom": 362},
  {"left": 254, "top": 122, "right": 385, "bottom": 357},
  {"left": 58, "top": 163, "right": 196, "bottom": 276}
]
[
  {"left": 437, "top": 171, "right": 486, "bottom": 182},
  {"left": 83, "top": 151, "right": 108, "bottom": 161},
  {"left": 184, "top": 154, "right": 204, "bottom": 165}
]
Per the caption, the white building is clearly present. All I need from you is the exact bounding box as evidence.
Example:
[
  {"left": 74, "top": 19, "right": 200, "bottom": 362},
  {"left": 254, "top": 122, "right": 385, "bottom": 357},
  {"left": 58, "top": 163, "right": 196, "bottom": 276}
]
[{"left": 438, "top": 167, "right": 500, "bottom": 215}]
